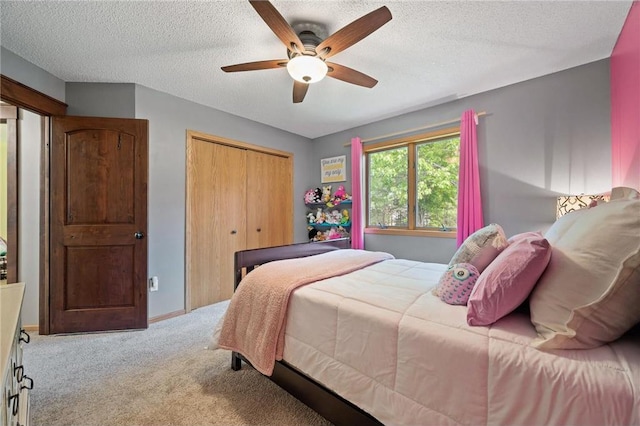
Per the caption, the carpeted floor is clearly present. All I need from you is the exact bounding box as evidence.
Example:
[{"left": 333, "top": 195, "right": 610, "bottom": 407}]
[{"left": 23, "top": 301, "right": 332, "bottom": 426}]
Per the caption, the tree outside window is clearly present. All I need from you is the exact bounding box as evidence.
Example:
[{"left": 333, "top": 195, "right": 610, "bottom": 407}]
[
  {"left": 366, "top": 128, "right": 460, "bottom": 234},
  {"left": 367, "top": 147, "right": 407, "bottom": 227},
  {"left": 416, "top": 136, "right": 459, "bottom": 230}
]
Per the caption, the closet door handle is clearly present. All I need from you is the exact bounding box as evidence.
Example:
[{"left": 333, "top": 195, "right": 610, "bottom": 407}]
[
  {"left": 21, "top": 375, "right": 34, "bottom": 390},
  {"left": 8, "top": 393, "right": 19, "bottom": 416},
  {"left": 13, "top": 364, "right": 24, "bottom": 382},
  {"left": 230, "top": 230, "right": 237, "bottom": 235},
  {"left": 256, "top": 228, "right": 261, "bottom": 232}
]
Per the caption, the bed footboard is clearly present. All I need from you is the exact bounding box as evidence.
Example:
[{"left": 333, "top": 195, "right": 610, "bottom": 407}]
[{"left": 234, "top": 238, "right": 350, "bottom": 290}]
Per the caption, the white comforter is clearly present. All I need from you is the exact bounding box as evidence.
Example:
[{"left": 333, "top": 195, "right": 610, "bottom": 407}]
[{"left": 282, "top": 259, "right": 640, "bottom": 426}]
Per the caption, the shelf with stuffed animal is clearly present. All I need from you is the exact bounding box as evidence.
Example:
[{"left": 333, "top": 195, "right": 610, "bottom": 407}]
[
  {"left": 304, "top": 185, "right": 352, "bottom": 242},
  {"left": 307, "top": 208, "right": 350, "bottom": 227},
  {"left": 307, "top": 225, "right": 350, "bottom": 242},
  {"left": 304, "top": 185, "right": 352, "bottom": 208}
]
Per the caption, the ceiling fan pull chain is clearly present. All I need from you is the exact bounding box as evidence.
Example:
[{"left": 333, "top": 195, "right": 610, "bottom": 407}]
[
  {"left": 318, "top": 47, "right": 331, "bottom": 58},
  {"left": 290, "top": 43, "right": 302, "bottom": 55}
]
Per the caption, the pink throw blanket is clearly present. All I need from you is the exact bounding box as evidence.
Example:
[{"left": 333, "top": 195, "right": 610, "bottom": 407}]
[{"left": 217, "top": 249, "right": 394, "bottom": 375}]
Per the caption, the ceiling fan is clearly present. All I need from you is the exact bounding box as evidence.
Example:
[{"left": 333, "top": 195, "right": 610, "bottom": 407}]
[{"left": 221, "top": 1, "right": 392, "bottom": 103}]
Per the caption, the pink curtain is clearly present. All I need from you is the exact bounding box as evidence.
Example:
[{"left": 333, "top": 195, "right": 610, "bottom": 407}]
[
  {"left": 457, "top": 110, "right": 484, "bottom": 247},
  {"left": 350, "top": 137, "right": 364, "bottom": 249}
]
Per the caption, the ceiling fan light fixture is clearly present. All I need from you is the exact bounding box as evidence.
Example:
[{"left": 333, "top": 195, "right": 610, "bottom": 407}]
[{"left": 286, "top": 55, "right": 328, "bottom": 84}]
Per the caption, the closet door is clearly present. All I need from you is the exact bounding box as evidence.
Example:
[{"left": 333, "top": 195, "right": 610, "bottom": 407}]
[
  {"left": 246, "top": 150, "right": 293, "bottom": 250},
  {"left": 187, "top": 141, "right": 246, "bottom": 309}
]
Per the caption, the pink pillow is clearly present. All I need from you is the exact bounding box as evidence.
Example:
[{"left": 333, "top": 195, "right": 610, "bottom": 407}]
[{"left": 467, "top": 232, "right": 551, "bottom": 326}]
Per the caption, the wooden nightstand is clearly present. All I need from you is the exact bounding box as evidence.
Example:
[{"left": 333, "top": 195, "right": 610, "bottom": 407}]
[{"left": 1, "top": 283, "right": 32, "bottom": 426}]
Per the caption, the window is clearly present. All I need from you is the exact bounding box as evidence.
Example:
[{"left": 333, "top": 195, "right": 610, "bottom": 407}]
[{"left": 365, "top": 127, "right": 460, "bottom": 236}]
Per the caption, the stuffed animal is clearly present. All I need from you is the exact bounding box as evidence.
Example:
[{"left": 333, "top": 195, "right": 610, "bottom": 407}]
[
  {"left": 327, "top": 227, "right": 342, "bottom": 240},
  {"left": 304, "top": 188, "right": 317, "bottom": 204},
  {"left": 328, "top": 185, "right": 352, "bottom": 207},
  {"left": 322, "top": 185, "right": 332, "bottom": 203},
  {"left": 341, "top": 209, "right": 350, "bottom": 224},
  {"left": 307, "top": 212, "right": 316, "bottom": 224},
  {"left": 315, "top": 208, "right": 325, "bottom": 224},
  {"left": 308, "top": 227, "right": 319, "bottom": 241},
  {"left": 331, "top": 210, "right": 342, "bottom": 225},
  {"left": 334, "top": 185, "right": 347, "bottom": 199}
]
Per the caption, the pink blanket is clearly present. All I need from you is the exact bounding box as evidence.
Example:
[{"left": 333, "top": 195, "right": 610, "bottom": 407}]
[{"left": 217, "top": 249, "right": 394, "bottom": 375}]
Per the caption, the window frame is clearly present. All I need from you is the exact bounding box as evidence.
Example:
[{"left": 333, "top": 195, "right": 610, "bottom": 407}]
[{"left": 364, "top": 126, "right": 460, "bottom": 238}]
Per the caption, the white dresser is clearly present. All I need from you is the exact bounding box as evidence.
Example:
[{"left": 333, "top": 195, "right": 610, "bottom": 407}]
[{"left": 1, "top": 283, "right": 31, "bottom": 426}]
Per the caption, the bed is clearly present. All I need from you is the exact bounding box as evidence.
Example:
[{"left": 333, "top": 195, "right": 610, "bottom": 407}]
[{"left": 213, "top": 194, "right": 640, "bottom": 426}]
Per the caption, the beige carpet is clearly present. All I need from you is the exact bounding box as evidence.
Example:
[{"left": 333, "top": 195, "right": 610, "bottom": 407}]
[{"left": 23, "top": 301, "right": 332, "bottom": 426}]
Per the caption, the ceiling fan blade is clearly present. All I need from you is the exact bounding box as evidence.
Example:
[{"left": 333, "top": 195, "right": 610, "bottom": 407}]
[
  {"left": 249, "top": 0, "right": 306, "bottom": 53},
  {"left": 293, "top": 81, "right": 308, "bottom": 103},
  {"left": 221, "top": 59, "right": 288, "bottom": 72},
  {"left": 326, "top": 62, "right": 378, "bottom": 88},
  {"left": 315, "top": 6, "right": 392, "bottom": 60}
]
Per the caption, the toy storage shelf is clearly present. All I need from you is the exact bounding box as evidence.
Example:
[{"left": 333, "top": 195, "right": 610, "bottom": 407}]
[
  {"left": 307, "top": 222, "right": 351, "bottom": 228},
  {"left": 305, "top": 195, "right": 352, "bottom": 242},
  {"left": 304, "top": 200, "right": 352, "bottom": 208}
]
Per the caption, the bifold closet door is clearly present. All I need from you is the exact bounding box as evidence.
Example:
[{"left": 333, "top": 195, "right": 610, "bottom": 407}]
[
  {"left": 187, "top": 140, "right": 247, "bottom": 309},
  {"left": 246, "top": 150, "right": 293, "bottom": 250}
]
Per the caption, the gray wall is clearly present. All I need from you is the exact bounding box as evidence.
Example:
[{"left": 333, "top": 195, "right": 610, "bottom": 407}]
[
  {"left": 311, "top": 60, "right": 612, "bottom": 264},
  {"left": 66, "top": 83, "right": 135, "bottom": 117},
  {"left": 134, "top": 85, "right": 314, "bottom": 317},
  {"left": 1, "top": 47, "right": 66, "bottom": 101}
]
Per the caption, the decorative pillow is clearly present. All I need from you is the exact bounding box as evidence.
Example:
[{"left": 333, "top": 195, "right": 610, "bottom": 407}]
[
  {"left": 467, "top": 232, "right": 551, "bottom": 326},
  {"left": 448, "top": 223, "right": 509, "bottom": 273},
  {"left": 437, "top": 263, "right": 479, "bottom": 305},
  {"left": 610, "top": 186, "right": 640, "bottom": 201},
  {"left": 530, "top": 198, "right": 640, "bottom": 349}
]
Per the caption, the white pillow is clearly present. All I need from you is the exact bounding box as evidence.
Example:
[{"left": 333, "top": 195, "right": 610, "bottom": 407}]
[
  {"left": 530, "top": 198, "right": 640, "bottom": 349},
  {"left": 610, "top": 186, "right": 640, "bottom": 201}
]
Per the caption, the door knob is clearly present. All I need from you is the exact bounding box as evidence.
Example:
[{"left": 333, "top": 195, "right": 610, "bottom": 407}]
[
  {"left": 256, "top": 228, "right": 261, "bottom": 232},
  {"left": 230, "top": 230, "right": 237, "bottom": 234},
  {"left": 134, "top": 232, "right": 145, "bottom": 239}
]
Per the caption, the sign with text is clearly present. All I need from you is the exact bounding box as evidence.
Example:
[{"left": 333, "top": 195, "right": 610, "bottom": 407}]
[{"left": 321, "top": 155, "right": 346, "bottom": 183}]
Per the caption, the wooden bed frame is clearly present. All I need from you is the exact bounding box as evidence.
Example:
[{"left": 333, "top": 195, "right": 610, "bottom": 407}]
[{"left": 231, "top": 239, "right": 383, "bottom": 426}]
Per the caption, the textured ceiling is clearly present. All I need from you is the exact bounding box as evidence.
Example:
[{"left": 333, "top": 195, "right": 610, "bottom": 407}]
[{"left": 0, "top": 0, "right": 632, "bottom": 139}]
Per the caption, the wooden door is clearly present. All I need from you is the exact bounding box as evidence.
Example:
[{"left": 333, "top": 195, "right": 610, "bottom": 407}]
[
  {"left": 246, "top": 150, "right": 293, "bottom": 250},
  {"left": 50, "top": 116, "right": 148, "bottom": 334},
  {"left": 187, "top": 140, "right": 247, "bottom": 309}
]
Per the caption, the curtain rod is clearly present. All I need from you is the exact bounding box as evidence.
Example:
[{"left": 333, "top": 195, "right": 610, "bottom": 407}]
[{"left": 344, "top": 111, "right": 487, "bottom": 146}]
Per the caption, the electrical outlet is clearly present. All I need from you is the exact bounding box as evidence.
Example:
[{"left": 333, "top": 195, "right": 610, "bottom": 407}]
[{"left": 149, "top": 276, "right": 159, "bottom": 292}]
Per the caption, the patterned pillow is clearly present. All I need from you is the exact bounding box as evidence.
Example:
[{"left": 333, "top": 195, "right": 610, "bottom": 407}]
[
  {"left": 437, "top": 263, "right": 479, "bottom": 305},
  {"left": 449, "top": 224, "right": 509, "bottom": 273}
]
